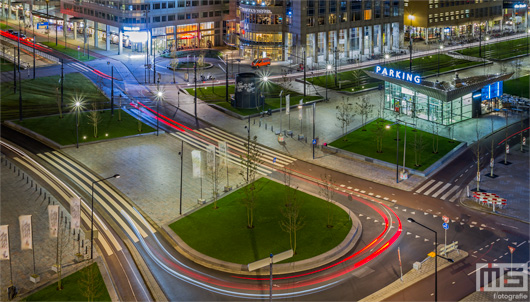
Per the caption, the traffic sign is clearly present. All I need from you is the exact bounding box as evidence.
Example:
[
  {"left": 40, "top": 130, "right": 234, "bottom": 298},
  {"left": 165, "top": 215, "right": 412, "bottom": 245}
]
[
  {"left": 477, "top": 172, "right": 480, "bottom": 182},
  {"left": 312, "top": 139, "right": 317, "bottom": 145},
  {"left": 428, "top": 251, "right": 436, "bottom": 258},
  {"left": 442, "top": 215, "right": 449, "bottom": 223},
  {"left": 523, "top": 137, "right": 527, "bottom": 146},
  {"left": 508, "top": 246, "right": 515, "bottom": 254},
  {"left": 442, "top": 223, "right": 449, "bottom": 230},
  {"left": 273, "top": 157, "right": 277, "bottom": 163},
  {"left": 490, "top": 158, "right": 494, "bottom": 168},
  {"left": 506, "top": 144, "right": 510, "bottom": 154}
]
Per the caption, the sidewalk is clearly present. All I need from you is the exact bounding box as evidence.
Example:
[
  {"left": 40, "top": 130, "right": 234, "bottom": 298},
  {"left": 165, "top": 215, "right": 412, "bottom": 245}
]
[{"left": 461, "top": 141, "right": 530, "bottom": 223}]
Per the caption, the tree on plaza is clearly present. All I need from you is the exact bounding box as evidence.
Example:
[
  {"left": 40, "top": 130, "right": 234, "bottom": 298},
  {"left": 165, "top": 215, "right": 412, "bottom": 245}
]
[
  {"left": 372, "top": 118, "right": 387, "bottom": 153},
  {"left": 412, "top": 131, "right": 427, "bottom": 167},
  {"left": 55, "top": 86, "right": 63, "bottom": 118},
  {"left": 170, "top": 59, "right": 179, "bottom": 84},
  {"left": 318, "top": 173, "right": 336, "bottom": 228},
  {"left": 335, "top": 97, "right": 356, "bottom": 137},
  {"left": 356, "top": 96, "right": 374, "bottom": 131},
  {"left": 280, "top": 168, "right": 305, "bottom": 254},
  {"left": 53, "top": 210, "right": 72, "bottom": 291},
  {"left": 238, "top": 135, "right": 264, "bottom": 228},
  {"left": 79, "top": 262, "right": 104, "bottom": 302},
  {"left": 351, "top": 69, "right": 363, "bottom": 90},
  {"left": 431, "top": 122, "right": 440, "bottom": 154},
  {"left": 87, "top": 102, "right": 102, "bottom": 138},
  {"left": 197, "top": 51, "right": 206, "bottom": 67}
]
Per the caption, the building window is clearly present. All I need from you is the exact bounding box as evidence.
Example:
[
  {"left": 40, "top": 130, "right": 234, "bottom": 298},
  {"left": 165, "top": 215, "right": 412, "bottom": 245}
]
[
  {"left": 319, "top": 0, "right": 326, "bottom": 15},
  {"left": 307, "top": 17, "right": 315, "bottom": 26},
  {"left": 168, "top": 15, "right": 175, "bottom": 21},
  {"left": 340, "top": 12, "right": 347, "bottom": 22},
  {"left": 318, "top": 16, "right": 325, "bottom": 25},
  {"left": 364, "top": 9, "right": 372, "bottom": 20},
  {"left": 169, "top": 2, "right": 175, "bottom": 8},
  {"left": 329, "top": 14, "right": 336, "bottom": 24}
]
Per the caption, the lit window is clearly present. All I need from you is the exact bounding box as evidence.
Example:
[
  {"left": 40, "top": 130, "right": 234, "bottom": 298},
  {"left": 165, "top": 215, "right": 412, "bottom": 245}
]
[{"left": 364, "top": 9, "right": 372, "bottom": 20}]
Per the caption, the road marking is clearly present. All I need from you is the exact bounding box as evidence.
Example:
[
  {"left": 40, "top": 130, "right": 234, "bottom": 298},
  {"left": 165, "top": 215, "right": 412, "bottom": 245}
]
[
  {"left": 407, "top": 232, "right": 411, "bottom": 235},
  {"left": 383, "top": 197, "right": 389, "bottom": 200},
  {"left": 479, "top": 227, "right": 484, "bottom": 230},
  {"left": 440, "top": 185, "right": 461, "bottom": 201},
  {"left": 465, "top": 169, "right": 469, "bottom": 173},
  {"left": 424, "top": 238, "right": 429, "bottom": 242},
  {"left": 354, "top": 188, "right": 359, "bottom": 192},
  {"left": 496, "top": 239, "right": 500, "bottom": 241},
  {"left": 517, "top": 242, "right": 526, "bottom": 247},
  {"left": 366, "top": 217, "right": 371, "bottom": 220},
  {"left": 479, "top": 248, "right": 483, "bottom": 251},
  {"left": 482, "top": 258, "right": 488, "bottom": 262},
  {"left": 415, "top": 235, "right": 420, "bottom": 238},
  {"left": 460, "top": 174, "right": 463, "bottom": 177},
  {"left": 424, "top": 212, "right": 429, "bottom": 215},
  {"left": 411, "top": 211, "right": 415, "bottom": 215},
  {"left": 347, "top": 186, "right": 352, "bottom": 190},
  {"left": 358, "top": 213, "right": 364, "bottom": 217},
  {"left": 374, "top": 220, "right": 379, "bottom": 223},
  {"left": 449, "top": 190, "right": 462, "bottom": 202},
  {"left": 415, "top": 179, "right": 435, "bottom": 194},
  {"left": 433, "top": 215, "right": 438, "bottom": 218},
  {"left": 472, "top": 221, "right": 477, "bottom": 224},
  {"left": 368, "top": 192, "right": 374, "bottom": 196},
  {"left": 471, "top": 254, "right": 477, "bottom": 258},
  {"left": 391, "top": 200, "right": 397, "bottom": 203},
  {"left": 402, "top": 209, "right": 407, "bottom": 212},
  {"left": 423, "top": 181, "right": 444, "bottom": 196},
  {"left": 432, "top": 183, "right": 452, "bottom": 198},
  {"left": 499, "top": 255, "right": 503, "bottom": 259},
  {"left": 360, "top": 190, "right": 366, "bottom": 193}
]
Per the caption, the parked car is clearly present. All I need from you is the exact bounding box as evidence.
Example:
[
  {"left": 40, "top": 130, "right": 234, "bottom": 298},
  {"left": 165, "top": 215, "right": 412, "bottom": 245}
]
[{"left": 251, "top": 57, "right": 271, "bottom": 68}]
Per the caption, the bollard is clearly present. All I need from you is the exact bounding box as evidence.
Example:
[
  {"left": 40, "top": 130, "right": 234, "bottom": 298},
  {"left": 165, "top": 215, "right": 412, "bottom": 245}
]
[
  {"left": 18, "top": 170, "right": 20, "bottom": 177},
  {"left": 48, "top": 197, "right": 51, "bottom": 205},
  {"left": 26, "top": 177, "right": 28, "bottom": 184},
  {"left": 40, "top": 188, "right": 42, "bottom": 195},
  {"left": 259, "top": 121, "right": 261, "bottom": 127},
  {"left": 254, "top": 119, "right": 256, "bottom": 125},
  {"left": 85, "top": 246, "right": 88, "bottom": 254},
  {"left": 44, "top": 192, "right": 46, "bottom": 199},
  {"left": 31, "top": 180, "right": 33, "bottom": 187},
  {"left": 271, "top": 126, "right": 274, "bottom": 132},
  {"left": 265, "top": 123, "right": 267, "bottom": 130}
]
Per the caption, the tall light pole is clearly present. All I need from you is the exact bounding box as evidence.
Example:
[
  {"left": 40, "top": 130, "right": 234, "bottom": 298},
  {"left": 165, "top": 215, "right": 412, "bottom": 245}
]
[
  {"left": 179, "top": 141, "right": 184, "bottom": 215},
  {"left": 261, "top": 76, "right": 268, "bottom": 113},
  {"left": 46, "top": 0, "right": 49, "bottom": 42},
  {"left": 437, "top": 45, "right": 443, "bottom": 77},
  {"left": 484, "top": 36, "right": 489, "bottom": 67},
  {"left": 408, "top": 15, "right": 415, "bottom": 73},
  {"left": 75, "top": 101, "right": 81, "bottom": 148},
  {"left": 387, "top": 120, "right": 415, "bottom": 182},
  {"left": 91, "top": 174, "right": 120, "bottom": 259},
  {"left": 156, "top": 91, "right": 163, "bottom": 136},
  {"left": 326, "top": 64, "right": 332, "bottom": 101},
  {"left": 408, "top": 218, "right": 437, "bottom": 301},
  {"left": 244, "top": 117, "right": 250, "bottom": 181}
]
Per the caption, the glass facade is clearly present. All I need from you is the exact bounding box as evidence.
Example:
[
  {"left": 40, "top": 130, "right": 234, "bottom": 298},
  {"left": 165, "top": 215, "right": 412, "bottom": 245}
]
[{"left": 384, "top": 82, "right": 472, "bottom": 126}]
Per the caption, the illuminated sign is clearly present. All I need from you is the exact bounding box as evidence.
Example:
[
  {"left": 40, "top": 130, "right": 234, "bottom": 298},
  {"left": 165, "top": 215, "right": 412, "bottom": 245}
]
[
  {"left": 240, "top": 7, "right": 272, "bottom": 14},
  {"left": 123, "top": 26, "right": 140, "bottom": 31},
  {"left": 375, "top": 66, "right": 421, "bottom": 84},
  {"left": 481, "top": 81, "right": 503, "bottom": 101},
  {"left": 514, "top": 4, "right": 527, "bottom": 8}
]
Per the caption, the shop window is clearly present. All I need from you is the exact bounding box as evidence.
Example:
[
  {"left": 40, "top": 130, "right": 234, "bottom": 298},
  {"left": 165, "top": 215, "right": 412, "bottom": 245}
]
[{"left": 364, "top": 10, "right": 372, "bottom": 20}]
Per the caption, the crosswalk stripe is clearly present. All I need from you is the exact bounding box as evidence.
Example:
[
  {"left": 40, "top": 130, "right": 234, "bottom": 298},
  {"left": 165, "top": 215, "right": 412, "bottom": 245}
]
[
  {"left": 440, "top": 185, "right": 461, "bottom": 200},
  {"left": 432, "top": 183, "right": 451, "bottom": 198},
  {"left": 170, "top": 132, "right": 272, "bottom": 176},
  {"left": 423, "top": 181, "right": 444, "bottom": 196},
  {"left": 448, "top": 190, "right": 462, "bottom": 203},
  {"left": 69, "top": 62, "right": 91, "bottom": 72},
  {"left": 198, "top": 127, "right": 296, "bottom": 164},
  {"left": 416, "top": 179, "right": 435, "bottom": 193},
  {"left": 197, "top": 128, "right": 293, "bottom": 166}
]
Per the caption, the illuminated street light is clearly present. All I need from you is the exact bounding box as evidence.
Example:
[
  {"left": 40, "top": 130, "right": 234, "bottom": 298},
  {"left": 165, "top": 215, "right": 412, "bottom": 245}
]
[{"left": 326, "top": 64, "right": 332, "bottom": 101}]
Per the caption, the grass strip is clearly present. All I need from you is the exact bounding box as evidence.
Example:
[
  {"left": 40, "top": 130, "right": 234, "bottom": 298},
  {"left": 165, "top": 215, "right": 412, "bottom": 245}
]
[
  {"left": 503, "top": 75, "right": 529, "bottom": 98},
  {"left": 169, "top": 178, "right": 352, "bottom": 264},
  {"left": 456, "top": 37, "right": 530, "bottom": 60},
  {"left": 41, "top": 42, "right": 96, "bottom": 61}
]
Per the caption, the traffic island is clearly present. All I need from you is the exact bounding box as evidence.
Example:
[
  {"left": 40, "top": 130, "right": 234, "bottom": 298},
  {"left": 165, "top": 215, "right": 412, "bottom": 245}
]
[
  {"left": 360, "top": 246, "right": 468, "bottom": 302},
  {"left": 165, "top": 177, "right": 362, "bottom": 275}
]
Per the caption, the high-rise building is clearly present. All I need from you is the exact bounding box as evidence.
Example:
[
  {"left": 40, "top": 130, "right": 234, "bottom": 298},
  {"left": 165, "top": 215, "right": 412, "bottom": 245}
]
[
  {"left": 58, "top": 0, "right": 231, "bottom": 54},
  {"left": 234, "top": 0, "right": 403, "bottom": 66},
  {"left": 403, "top": 0, "right": 504, "bottom": 43}
]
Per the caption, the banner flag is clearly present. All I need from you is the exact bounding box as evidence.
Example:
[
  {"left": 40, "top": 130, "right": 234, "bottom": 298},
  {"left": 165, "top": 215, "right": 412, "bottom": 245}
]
[
  {"left": 191, "top": 150, "right": 202, "bottom": 178},
  {"left": 19, "top": 215, "right": 32, "bottom": 250},
  {"left": 218, "top": 142, "right": 228, "bottom": 167},
  {"left": 206, "top": 144, "right": 216, "bottom": 174},
  {"left": 286, "top": 95, "right": 290, "bottom": 115},
  {"left": 298, "top": 100, "right": 304, "bottom": 120},
  {"left": 71, "top": 197, "right": 81, "bottom": 231},
  {"left": 0, "top": 225, "right": 9, "bottom": 260},
  {"left": 48, "top": 205, "right": 59, "bottom": 238}
]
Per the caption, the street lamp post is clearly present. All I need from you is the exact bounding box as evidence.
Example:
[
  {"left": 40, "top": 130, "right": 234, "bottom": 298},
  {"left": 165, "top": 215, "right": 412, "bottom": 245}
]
[
  {"left": 261, "top": 76, "right": 268, "bottom": 113},
  {"left": 179, "top": 141, "right": 184, "bottom": 215},
  {"left": 484, "top": 36, "right": 489, "bottom": 67},
  {"left": 91, "top": 174, "right": 120, "bottom": 259},
  {"left": 326, "top": 64, "right": 332, "bottom": 101},
  {"left": 244, "top": 117, "right": 250, "bottom": 181},
  {"left": 437, "top": 45, "right": 444, "bottom": 77},
  {"left": 408, "top": 218, "right": 437, "bottom": 301},
  {"left": 46, "top": 0, "right": 49, "bottom": 42},
  {"left": 408, "top": 15, "right": 415, "bottom": 73},
  {"left": 75, "top": 101, "right": 80, "bottom": 148},
  {"left": 156, "top": 91, "right": 163, "bottom": 136}
]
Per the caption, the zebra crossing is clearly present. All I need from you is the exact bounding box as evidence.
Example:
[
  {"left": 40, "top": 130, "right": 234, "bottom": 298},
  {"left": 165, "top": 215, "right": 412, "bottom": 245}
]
[
  {"left": 415, "top": 179, "right": 462, "bottom": 202},
  {"left": 69, "top": 62, "right": 92, "bottom": 73},
  {"left": 169, "top": 127, "right": 297, "bottom": 176}
]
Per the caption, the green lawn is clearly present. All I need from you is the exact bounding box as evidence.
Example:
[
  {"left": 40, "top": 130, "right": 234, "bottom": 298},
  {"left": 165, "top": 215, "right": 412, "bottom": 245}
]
[
  {"left": 0, "top": 23, "right": 12, "bottom": 30},
  {"left": 503, "top": 75, "right": 529, "bottom": 98},
  {"left": 330, "top": 119, "right": 461, "bottom": 171},
  {"left": 23, "top": 263, "right": 111, "bottom": 301},
  {"left": 456, "top": 37, "right": 530, "bottom": 60},
  {"left": 14, "top": 110, "right": 155, "bottom": 146},
  {"left": 307, "top": 54, "right": 482, "bottom": 92},
  {"left": 41, "top": 42, "right": 96, "bottom": 61},
  {"left": 1, "top": 73, "right": 108, "bottom": 121},
  {"left": 0, "top": 57, "right": 15, "bottom": 72},
  {"left": 169, "top": 178, "right": 352, "bottom": 264},
  {"left": 186, "top": 82, "right": 321, "bottom": 116}
]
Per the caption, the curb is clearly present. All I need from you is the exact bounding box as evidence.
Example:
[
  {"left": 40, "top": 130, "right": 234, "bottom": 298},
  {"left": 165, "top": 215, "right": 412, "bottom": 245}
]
[
  {"left": 360, "top": 248, "right": 468, "bottom": 302},
  {"left": 161, "top": 177, "right": 363, "bottom": 276}
]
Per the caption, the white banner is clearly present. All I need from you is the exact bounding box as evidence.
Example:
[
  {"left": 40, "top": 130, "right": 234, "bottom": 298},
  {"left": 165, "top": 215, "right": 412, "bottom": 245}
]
[
  {"left": 286, "top": 95, "right": 290, "bottom": 115},
  {"left": 206, "top": 144, "right": 216, "bottom": 174},
  {"left": 48, "top": 205, "right": 59, "bottom": 238},
  {"left": 19, "top": 215, "right": 32, "bottom": 250},
  {"left": 71, "top": 197, "right": 81, "bottom": 231},
  {"left": 0, "top": 225, "right": 9, "bottom": 260},
  {"left": 218, "top": 142, "right": 228, "bottom": 167},
  {"left": 191, "top": 150, "right": 202, "bottom": 178},
  {"left": 298, "top": 99, "right": 304, "bottom": 121}
]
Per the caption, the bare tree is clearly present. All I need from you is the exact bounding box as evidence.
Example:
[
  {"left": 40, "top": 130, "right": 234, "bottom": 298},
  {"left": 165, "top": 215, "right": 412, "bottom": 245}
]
[
  {"left": 78, "top": 262, "right": 104, "bottom": 302},
  {"left": 170, "top": 59, "right": 179, "bottom": 84},
  {"left": 372, "top": 119, "right": 387, "bottom": 153},
  {"left": 55, "top": 86, "right": 63, "bottom": 118},
  {"left": 356, "top": 96, "right": 374, "bottom": 131},
  {"left": 52, "top": 211, "right": 71, "bottom": 291},
  {"left": 351, "top": 69, "right": 362, "bottom": 89},
  {"left": 239, "top": 136, "right": 264, "bottom": 228},
  {"left": 280, "top": 171, "right": 304, "bottom": 254},
  {"left": 431, "top": 123, "right": 440, "bottom": 154},
  {"left": 336, "top": 97, "right": 356, "bottom": 137},
  {"left": 86, "top": 102, "right": 102, "bottom": 138},
  {"left": 318, "top": 173, "right": 336, "bottom": 228},
  {"left": 412, "top": 131, "right": 427, "bottom": 167}
]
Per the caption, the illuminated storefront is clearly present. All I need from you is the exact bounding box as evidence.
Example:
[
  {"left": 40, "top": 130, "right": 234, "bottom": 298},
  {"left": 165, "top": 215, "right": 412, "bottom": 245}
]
[{"left": 366, "top": 67, "right": 513, "bottom": 126}]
